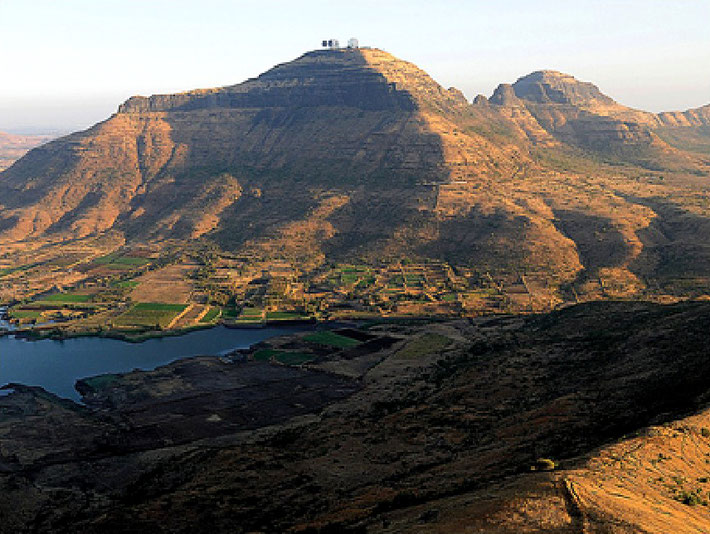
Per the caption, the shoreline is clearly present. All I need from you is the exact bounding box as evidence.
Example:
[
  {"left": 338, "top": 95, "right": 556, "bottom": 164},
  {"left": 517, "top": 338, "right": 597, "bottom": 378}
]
[{"left": 0, "top": 316, "right": 344, "bottom": 343}]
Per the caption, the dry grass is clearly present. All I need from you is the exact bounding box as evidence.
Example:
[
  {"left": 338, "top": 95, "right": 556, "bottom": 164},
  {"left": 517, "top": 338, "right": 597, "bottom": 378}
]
[{"left": 129, "top": 263, "right": 195, "bottom": 304}]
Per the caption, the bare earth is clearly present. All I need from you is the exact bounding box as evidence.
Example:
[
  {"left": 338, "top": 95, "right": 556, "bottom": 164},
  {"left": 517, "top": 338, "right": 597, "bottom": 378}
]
[{"left": 129, "top": 263, "right": 196, "bottom": 304}]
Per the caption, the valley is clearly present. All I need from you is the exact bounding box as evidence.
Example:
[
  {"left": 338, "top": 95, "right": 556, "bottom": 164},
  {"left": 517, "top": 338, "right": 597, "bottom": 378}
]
[
  {"left": 0, "top": 131, "right": 52, "bottom": 171},
  {"left": 2, "top": 43, "right": 710, "bottom": 533}
]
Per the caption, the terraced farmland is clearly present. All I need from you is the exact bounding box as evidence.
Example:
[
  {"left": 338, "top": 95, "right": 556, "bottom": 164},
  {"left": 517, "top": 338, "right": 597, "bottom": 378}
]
[
  {"left": 38, "top": 293, "right": 92, "bottom": 304},
  {"left": 114, "top": 303, "right": 187, "bottom": 329},
  {"left": 199, "top": 307, "right": 221, "bottom": 323}
]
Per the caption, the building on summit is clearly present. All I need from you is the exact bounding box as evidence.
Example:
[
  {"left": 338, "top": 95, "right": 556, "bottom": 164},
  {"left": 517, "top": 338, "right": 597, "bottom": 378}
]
[{"left": 321, "top": 38, "right": 359, "bottom": 50}]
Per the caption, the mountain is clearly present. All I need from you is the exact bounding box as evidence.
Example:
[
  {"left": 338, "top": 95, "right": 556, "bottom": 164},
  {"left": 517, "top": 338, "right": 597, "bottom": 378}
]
[
  {"left": 0, "top": 49, "right": 526, "bottom": 242},
  {"left": 485, "top": 70, "right": 710, "bottom": 166},
  {"left": 3, "top": 50, "right": 710, "bottom": 532},
  {"left": 656, "top": 104, "right": 710, "bottom": 156},
  {"left": 1, "top": 49, "right": 710, "bottom": 303},
  {"left": 0, "top": 130, "right": 52, "bottom": 171}
]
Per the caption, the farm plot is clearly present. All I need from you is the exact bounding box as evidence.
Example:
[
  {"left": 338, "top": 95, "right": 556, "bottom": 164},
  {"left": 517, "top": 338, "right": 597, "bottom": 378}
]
[
  {"left": 336, "top": 265, "right": 374, "bottom": 287},
  {"left": 251, "top": 349, "right": 316, "bottom": 366},
  {"left": 114, "top": 303, "right": 187, "bottom": 329},
  {"left": 8, "top": 309, "right": 44, "bottom": 320},
  {"left": 265, "top": 311, "right": 310, "bottom": 321},
  {"left": 199, "top": 307, "right": 221, "bottom": 323},
  {"left": 94, "top": 253, "right": 151, "bottom": 270},
  {"left": 238, "top": 307, "right": 264, "bottom": 322},
  {"left": 38, "top": 293, "right": 93, "bottom": 304},
  {"left": 303, "top": 331, "right": 361, "bottom": 348},
  {"left": 129, "top": 264, "right": 195, "bottom": 304}
]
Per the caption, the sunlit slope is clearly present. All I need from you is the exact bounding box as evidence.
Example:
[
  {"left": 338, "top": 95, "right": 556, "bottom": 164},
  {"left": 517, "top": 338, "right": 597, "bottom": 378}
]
[
  {"left": 0, "top": 49, "right": 524, "bottom": 242},
  {"left": 1, "top": 51, "right": 709, "bottom": 301},
  {"left": 485, "top": 70, "right": 710, "bottom": 170}
]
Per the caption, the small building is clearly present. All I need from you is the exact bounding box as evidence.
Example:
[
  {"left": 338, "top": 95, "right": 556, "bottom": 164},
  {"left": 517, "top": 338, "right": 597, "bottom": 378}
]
[
  {"left": 322, "top": 39, "right": 340, "bottom": 49},
  {"left": 347, "top": 37, "right": 359, "bottom": 48}
]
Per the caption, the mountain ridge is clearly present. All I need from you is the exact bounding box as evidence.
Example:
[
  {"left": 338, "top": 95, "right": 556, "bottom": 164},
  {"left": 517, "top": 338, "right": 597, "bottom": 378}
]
[
  {"left": 1, "top": 48, "right": 710, "bottom": 307},
  {"left": 0, "top": 48, "right": 527, "bottom": 243},
  {"left": 485, "top": 69, "right": 710, "bottom": 157}
]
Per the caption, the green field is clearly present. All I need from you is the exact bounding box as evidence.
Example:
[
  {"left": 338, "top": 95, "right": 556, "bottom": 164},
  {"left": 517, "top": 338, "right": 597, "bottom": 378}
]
[
  {"left": 337, "top": 265, "right": 373, "bottom": 286},
  {"left": 252, "top": 348, "right": 282, "bottom": 362},
  {"left": 341, "top": 273, "right": 360, "bottom": 284},
  {"left": 266, "top": 311, "right": 309, "bottom": 321},
  {"left": 114, "top": 302, "right": 187, "bottom": 329},
  {"left": 239, "top": 307, "right": 263, "bottom": 317},
  {"left": 356, "top": 276, "right": 376, "bottom": 288},
  {"left": 251, "top": 349, "right": 315, "bottom": 365},
  {"left": 199, "top": 307, "right": 221, "bottom": 323},
  {"left": 9, "top": 309, "right": 43, "bottom": 319},
  {"left": 221, "top": 307, "right": 239, "bottom": 319},
  {"left": 95, "top": 253, "right": 151, "bottom": 269},
  {"left": 114, "top": 279, "right": 139, "bottom": 289},
  {"left": 39, "top": 293, "right": 92, "bottom": 303},
  {"left": 303, "top": 331, "right": 361, "bottom": 348},
  {"left": 0, "top": 263, "right": 38, "bottom": 278},
  {"left": 274, "top": 352, "right": 316, "bottom": 365},
  {"left": 396, "top": 333, "right": 452, "bottom": 359},
  {"left": 339, "top": 265, "right": 371, "bottom": 273}
]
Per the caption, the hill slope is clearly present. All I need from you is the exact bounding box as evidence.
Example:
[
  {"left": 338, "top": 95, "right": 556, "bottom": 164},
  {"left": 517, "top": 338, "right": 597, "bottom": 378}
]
[
  {"left": 0, "top": 49, "right": 524, "bottom": 243},
  {"left": 485, "top": 70, "right": 710, "bottom": 169},
  {"left": 1, "top": 50, "right": 710, "bottom": 305},
  {"left": 2, "top": 301, "right": 710, "bottom": 532}
]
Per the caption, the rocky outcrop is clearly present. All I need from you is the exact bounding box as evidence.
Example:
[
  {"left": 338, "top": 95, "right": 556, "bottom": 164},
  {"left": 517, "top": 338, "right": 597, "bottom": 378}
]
[
  {"left": 658, "top": 103, "right": 710, "bottom": 127},
  {"left": 487, "top": 70, "right": 662, "bottom": 149},
  {"left": 505, "top": 70, "right": 616, "bottom": 106}
]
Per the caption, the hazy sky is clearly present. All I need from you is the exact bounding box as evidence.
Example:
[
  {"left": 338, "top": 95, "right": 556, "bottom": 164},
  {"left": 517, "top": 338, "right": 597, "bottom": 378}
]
[{"left": 1, "top": 0, "right": 709, "bottom": 134}]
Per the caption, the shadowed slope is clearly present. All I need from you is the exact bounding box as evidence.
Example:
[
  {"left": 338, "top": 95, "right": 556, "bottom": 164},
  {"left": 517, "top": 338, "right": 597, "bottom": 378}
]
[{"left": 3, "top": 302, "right": 710, "bottom": 532}]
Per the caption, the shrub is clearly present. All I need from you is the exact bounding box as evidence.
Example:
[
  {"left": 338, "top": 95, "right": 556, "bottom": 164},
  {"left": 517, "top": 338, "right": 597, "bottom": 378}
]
[
  {"left": 675, "top": 489, "right": 706, "bottom": 507},
  {"left": 531, "top": 458, "right": 556, "bottom": 471}
]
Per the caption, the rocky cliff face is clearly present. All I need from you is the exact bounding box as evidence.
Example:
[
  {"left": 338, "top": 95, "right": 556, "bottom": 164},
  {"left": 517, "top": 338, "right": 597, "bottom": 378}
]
[
  {"left": 658, "top": 103, "right": 710, "bottom": 127},
  {"left": 118, "top": 49, "right": 467, "bottom": 114},
  {"left": 491, "top": 70, "right": 617, "bottom": 107},
  {"left": 487, "top": 70, "right": 662, "bottom": 152}
]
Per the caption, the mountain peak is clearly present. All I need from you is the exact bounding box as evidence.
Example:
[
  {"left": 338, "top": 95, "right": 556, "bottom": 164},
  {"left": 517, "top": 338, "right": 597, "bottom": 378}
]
[
  {"left": 118, "top": 47, "right": 467, "bottom": 115},
  {"left": 490, "top": 70, "right": 616, "bottom": 107}
]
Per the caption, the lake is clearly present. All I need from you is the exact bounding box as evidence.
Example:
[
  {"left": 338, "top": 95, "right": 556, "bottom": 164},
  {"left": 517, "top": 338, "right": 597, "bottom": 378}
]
[{"left": 0, "top": 325, "right": 312, "bottom": 401}]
